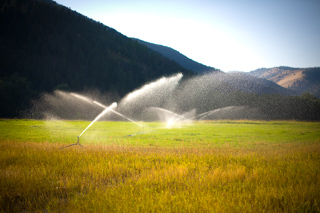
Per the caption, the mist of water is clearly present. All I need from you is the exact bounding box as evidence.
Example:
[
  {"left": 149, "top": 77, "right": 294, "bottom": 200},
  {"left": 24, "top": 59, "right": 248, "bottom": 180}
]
[
  {"left": 198, "top": 106, "right": 237, "bottom": 120},
  {"left": 78, "top": 102, "right": 117, "bottom": 137},
  {"left": 93, "top": 101, "right": 143, "bottom": 127},
  {"left": 118, "top": 73, "right": 183, "bottom": 118},
  {"left": 121, "top": 73, "right": 182, "bottom": 103},
  {"left": 144, "top": 107, "right": 194, "bottom": 128},
  {"left": 70, "top": 93, "right": 93, "bottom": 104},
  {"left": 28, "top": 71, "right": 265, "bottom": 124}
]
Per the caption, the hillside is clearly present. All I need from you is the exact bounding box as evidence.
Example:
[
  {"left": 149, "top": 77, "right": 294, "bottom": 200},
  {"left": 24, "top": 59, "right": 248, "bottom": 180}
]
[
  {"left": 169, "top": 72, "right": 302, "bottom": 117},
  {"left": 134, "top": 39, "right": 219, "bottom": 73},
  {"left": 1, "top": 0, "right": 319, "bottom": 120},
  {"left": 250, "top": 67, "right": 320, "bottom": 97},
  {"left": 0, "top": 0, "right": 192, "bottom": 117}
]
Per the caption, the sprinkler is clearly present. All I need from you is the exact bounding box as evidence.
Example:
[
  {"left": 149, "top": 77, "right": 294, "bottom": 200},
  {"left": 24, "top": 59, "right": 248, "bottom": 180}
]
[
  {"left": 59, "top": 136, "right": 86, "bottom": 149},
  {"left": 59, "top": 102, "right": 117, "bottom": 150}
]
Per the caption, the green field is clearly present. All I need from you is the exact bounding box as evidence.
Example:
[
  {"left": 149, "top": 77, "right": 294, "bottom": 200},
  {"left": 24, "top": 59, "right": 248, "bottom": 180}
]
[{"left": 1, "top": 119, "right": 320, "bottom": 212}]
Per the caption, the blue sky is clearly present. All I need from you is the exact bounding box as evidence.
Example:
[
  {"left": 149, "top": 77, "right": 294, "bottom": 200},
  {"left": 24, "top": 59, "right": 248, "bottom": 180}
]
[{"left": 55, "top": 0, "right": 320, "bottom": 72}]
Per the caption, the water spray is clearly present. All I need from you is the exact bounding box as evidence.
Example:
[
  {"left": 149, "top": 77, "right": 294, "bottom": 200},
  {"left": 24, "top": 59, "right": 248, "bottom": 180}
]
[
  {"left": 149, "top": 107, "right": 191, "bottom": 122},
  {"left": 119, "top": 73, "right": 183, "bottom": 107},
  {"left": 70, "top": 93, "right": 93, "bottom": 103},
  {"left": 78, "top": 102, "right": 117, "bottom": 137},
  {"left": 59, "top": 102, "right": 117, "bottom": 149},
  {"left": 197, "top": 106, "right": 237, "bottom": 120},
  {"left": 93, "top": 101, "right": 145, "bottom": 136},
  {"left": 93, "top": 101, "right": 143, "bottom": 128},
  {"left": 69, "top": 92, "right": 146, "bottom": 135},
  {"left": 146, "top": 107, "right": 193, "bottom": 128}
]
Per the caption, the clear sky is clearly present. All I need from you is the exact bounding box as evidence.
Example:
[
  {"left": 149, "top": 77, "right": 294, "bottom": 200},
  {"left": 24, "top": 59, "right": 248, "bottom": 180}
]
[{"left": 54, "top": 0, "right": 320, "bottom": 72}]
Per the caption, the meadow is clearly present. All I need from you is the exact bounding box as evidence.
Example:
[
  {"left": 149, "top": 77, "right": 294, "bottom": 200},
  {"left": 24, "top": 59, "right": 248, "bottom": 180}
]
[{"left": 0, "top": 119, "right": 319, "bottom": 212}]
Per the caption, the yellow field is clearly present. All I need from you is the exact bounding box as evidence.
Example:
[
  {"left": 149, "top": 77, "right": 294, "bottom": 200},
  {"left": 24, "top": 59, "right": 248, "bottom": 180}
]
[{"left": 1, "top": 120, "right": 319, "bottom": 212}]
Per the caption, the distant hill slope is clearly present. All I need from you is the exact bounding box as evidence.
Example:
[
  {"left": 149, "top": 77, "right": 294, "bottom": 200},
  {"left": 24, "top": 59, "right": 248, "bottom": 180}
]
[
  {"left": 0, "top": 0, "right": 192, "bottom": 117},
  {"left": 134, "top": 39, "right": 219, "bottom": 73},
  {"left": 220, "top": 72, "right": 297, "bottom": 95},
  {"left": 250, "top": 67, "right": 320, "bottom": 97},
  {"left": 168, "top": 72, "right": 320, "bottom": 120},
  {"left": 174, "top": 71, "right": 298, "bottom": 112}
]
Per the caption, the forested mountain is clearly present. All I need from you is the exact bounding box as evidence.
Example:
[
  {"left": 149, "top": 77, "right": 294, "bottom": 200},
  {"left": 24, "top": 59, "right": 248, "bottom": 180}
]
[
  {"left": 134, "top": 39, "right": 219, "bottom": 73},
  {"left": 0, "top": 0, "right": 192, "bottom": 117},
  {"left": 250, "top": 67, "right": 320, "bottom": 97}
]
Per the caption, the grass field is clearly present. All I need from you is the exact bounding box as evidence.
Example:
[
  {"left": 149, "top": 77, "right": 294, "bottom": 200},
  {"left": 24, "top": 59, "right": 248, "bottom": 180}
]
[{"left": 1, "top": 119, "right": 320, "bottom": 212}]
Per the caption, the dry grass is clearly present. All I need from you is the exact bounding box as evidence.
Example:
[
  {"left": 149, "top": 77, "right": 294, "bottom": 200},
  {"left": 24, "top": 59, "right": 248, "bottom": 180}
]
[
  {"left": 270, "top": 69, "right": 305, "bottom": 88},
  {"left": 1, "top": 139, "right": 319, "bottom": 212}
]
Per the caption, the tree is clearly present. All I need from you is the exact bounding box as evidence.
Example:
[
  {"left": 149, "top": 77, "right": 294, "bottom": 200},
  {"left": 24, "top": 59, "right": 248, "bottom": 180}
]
[{"left": 0, "top": 73, "right": 35, "bottom": 117}]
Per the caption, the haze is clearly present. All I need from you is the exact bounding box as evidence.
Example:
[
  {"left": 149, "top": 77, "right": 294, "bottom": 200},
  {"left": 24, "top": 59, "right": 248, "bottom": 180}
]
[{"left": 54, "top": 0, "right": 320, "bottom": 72}]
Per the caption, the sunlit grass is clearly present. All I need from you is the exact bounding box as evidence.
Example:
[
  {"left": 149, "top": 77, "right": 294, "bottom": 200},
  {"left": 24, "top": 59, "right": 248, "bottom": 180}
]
[{"left": 0, "top": 119, "right": 319, "bottom": 212}]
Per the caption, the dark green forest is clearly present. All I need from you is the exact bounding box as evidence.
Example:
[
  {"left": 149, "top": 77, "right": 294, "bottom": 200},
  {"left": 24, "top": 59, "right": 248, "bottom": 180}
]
[
  {"left": 1, "top": 0, "right": 320, "bottom": 120},
  {"left": 0, "top": 0, "right": 192, "bottom": 117}
]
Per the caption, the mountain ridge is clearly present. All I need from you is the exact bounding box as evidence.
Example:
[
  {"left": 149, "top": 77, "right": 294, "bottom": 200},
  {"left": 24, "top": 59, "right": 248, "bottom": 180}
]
[
  {"left": 249, "top": 66, "right": 320, "bottom": 97},
  {"left": 134, "top": 38, "right": 219, "bottom": 73}
]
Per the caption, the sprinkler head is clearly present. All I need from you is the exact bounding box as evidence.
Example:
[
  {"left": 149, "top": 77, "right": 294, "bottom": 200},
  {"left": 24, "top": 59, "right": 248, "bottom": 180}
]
[{"left": 77, "top": 136, "right": 79, "bottom": 144}]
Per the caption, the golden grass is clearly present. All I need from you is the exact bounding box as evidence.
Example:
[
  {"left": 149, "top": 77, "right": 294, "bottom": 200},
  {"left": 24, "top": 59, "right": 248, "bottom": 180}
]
[
  {"left": 1, "top": 140, "right": 319, "bottom": 212},
  {"left": 270, "top": 69, "right": 305, "bottom": 88}
]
